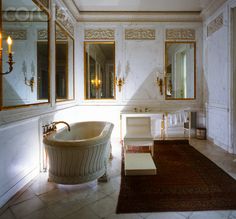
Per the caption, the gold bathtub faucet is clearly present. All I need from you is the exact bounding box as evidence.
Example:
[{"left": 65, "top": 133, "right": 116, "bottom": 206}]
[
  {"left": 43, "top": 121, "right": 71, "bottom": 135},
  {"left": 52, "top": 121, "right": 71, "bottom": 132}
]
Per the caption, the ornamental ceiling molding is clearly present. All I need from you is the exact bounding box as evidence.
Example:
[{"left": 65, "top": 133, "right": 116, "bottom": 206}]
[
  {"left": 84, "top": 29, "right": 115, "bottom": 40},
  {"left": 125, "top": 29, "right": 155, "bottom": 40},
  {"left": 37, "top": 29, "right": 67, "bottom": 40},
  {"left": 166, "top": 29, "right": 195, "bottom": 40},
  {"left": 207, "top": 13, "right": 223, "bottom": 37},
  {"left": 55, "top": 5, "right": 74, "bottom": 37},
  {"left": 3, "top": 30, "right": 27, "bottom": 40}
]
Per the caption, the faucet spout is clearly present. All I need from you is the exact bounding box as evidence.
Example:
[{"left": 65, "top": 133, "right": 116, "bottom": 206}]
[{"left": 53, "top": 121, "right": 71, "bottom": 131}]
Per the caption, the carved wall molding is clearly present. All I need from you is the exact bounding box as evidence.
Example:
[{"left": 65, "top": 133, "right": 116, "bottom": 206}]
[
  {"left": 207, "top": 13, "right": 223, "bottom": 37},
  {"left": 84, "top": 29, "right": 115, "bottom": 40},
  {"left": 125, "top": 29, "right": 155, "bottom": 40},
  {"left": 3, "top": 30, "right": 27, "bottom": 40},
  {"left": 55, "top": 5, "right": 74, "bottom": 37},
  {"left": 166, "top": 29, "right": 195, "bottom": 40},
  {"left": 37, "top": 29, "right": 47, "bottom": 40},
  {"left": 37, "top": 29, "right": 67, "bottom": 40}
]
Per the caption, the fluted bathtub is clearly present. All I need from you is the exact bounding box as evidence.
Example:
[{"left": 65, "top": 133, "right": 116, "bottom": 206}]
[{"left": 43, "top": 121, "right": 114, "bottom": 184}]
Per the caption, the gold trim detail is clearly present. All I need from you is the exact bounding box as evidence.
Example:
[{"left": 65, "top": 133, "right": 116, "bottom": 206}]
[
  {"left": 207, "top": 13, "right": 223, "bottom": 37},
  {"left": 55, "top": 5, "right": 74, "bottom": 36},
  {"left": 3, "top": 30, "right": 27, "bottom": 40},
  {"left": 84, "top": 29, "right": 115, "bottom": 40},
  {"left": 38, "top": 29, "right": 67, "bottom": 40},
  {"left": 125, "top": 29, "right": 155, "bottom": 40},
  {"left": 38, "top": 0, "right": 49, "bottom": 9},
  {"left": 166, "top": 29, "right": 195, "bottom": 40},
  {"left": 38, "top": 29, "right": 47, "bottom": 40}
]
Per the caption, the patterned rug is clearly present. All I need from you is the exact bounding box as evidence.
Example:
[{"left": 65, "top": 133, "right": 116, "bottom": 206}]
[{"left": 116, "top": 140, "right": 236, "bottom": 213}]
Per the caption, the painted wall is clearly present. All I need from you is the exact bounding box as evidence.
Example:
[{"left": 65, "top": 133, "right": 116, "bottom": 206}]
[
  {"left": 77, "top": 22, "right": 203, "bottom": 113},
  {"left": 203, "top": 0, "right": 235, "bottom": 153}
]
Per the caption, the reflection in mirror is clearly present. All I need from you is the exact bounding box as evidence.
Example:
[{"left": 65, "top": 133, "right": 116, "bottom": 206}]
[
  {"left": 1, "top": 0, "right": 50, "bottom": 107},
  {"left": 165, "top": 42, "right": 196, "bottom": 100},
  {"left": 55, "top": 23, "right": 74, "bottom": 102},
  {"left": 84, "top": 42, "right": 115, "bottom": 99}
]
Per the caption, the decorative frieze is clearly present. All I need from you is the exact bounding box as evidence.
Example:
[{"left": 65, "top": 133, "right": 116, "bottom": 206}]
[
  {"left": 55, "top": 5, "right": 74, "bottom": 37},
  {"left": 166, "top": 29, "right": 195, "bottom": 40},
  {"left": 37, "top": 29, "right": 47, "bottom": 40},
  {"left": 125, "top": 29, "right": 155, "bottom": 40},
  {"left": 3, "top": 30, "right": 27, "bottom": 40},
  {"left": 207, "top": 13, "right": 223, "bottom": 37},
  {"left": 37, "top": 29, "right": 67, "bottom": 40},
  {"left": 84, "top": 29, "right": 115, "bottom": 40}
]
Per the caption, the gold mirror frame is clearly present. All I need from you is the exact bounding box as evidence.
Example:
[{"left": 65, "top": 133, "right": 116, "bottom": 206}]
[
  {"left": 164, "top": 41, "right": 196, "bottom": 100},
  {"left": 55, "top": 21, "right": 75, "bottom": 102},
  {"left": 84, "top": 41, "right": 116, "bottom": 100},
  {"left": 0, "top": 0, "right": 51, "bottom": 110}
]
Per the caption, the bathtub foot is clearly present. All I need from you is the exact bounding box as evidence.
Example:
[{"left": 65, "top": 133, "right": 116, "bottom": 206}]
[{"left": 98, "top": 173, "right": 109, "bottom": 183}]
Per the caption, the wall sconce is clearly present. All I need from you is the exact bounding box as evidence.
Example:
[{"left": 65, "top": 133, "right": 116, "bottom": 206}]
[
  {"left": 156, "top": 77, "right": 163, "bottom": 95},
  {"left": 0, "top": 35, "right": 15, "bottom": 75},
  {"left": 115, "top": 77, "right": 125, "bottom": 92},
  {"left": 25, "top": 77, "right": 35, "bottom": 92},
  {"left": 23, "top": 61, "right": 35, "bottom": 92},
  {"left": 167, "top": 79, "right": 172, "bottom": 96},
  {"left": 91, "top": 76, "right": 101, "bottom": 89}
]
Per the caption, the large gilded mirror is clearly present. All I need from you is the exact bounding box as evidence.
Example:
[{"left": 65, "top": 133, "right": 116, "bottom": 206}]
[
  {"left": 84, "top": 41, "right": 115, "bottom": 99},
  {"left": 1, "top": 0, "right": 50, "bottom": 108},
  {"left": 165, "top": 41, "right": 196, "bottom": 100},
  {"left": 55, "top": 23, "right": 74, "bottom": 102}
]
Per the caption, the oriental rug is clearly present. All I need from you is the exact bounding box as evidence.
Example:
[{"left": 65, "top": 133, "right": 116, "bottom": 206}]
[{"left": 116, "top": 140, "right": 236, "bottom": 213}]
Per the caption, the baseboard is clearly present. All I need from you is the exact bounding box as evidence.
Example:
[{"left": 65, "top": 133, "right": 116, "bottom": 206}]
[{"left": 0, "top": 167, "right": 39, "bottom": 210}]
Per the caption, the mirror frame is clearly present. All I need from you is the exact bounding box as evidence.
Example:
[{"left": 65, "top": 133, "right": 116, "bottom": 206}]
[
  {"left": 84, "top": 41, "right": 116, "bottom": 100},
  {"left": 55, "top": 21, "right": 75, "bottom": 103},
  {"left": 164, "top": 41, "right": 196, "bottom": 100},
  {"left": 0, "top": 0, "right": 51, "bottom": 110}
]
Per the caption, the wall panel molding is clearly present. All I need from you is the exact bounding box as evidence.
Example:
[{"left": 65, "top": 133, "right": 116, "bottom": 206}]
[
  {"left": 207, "top": 13, "right": 223, "bottom": 37},
  {"left": 125, "top": 29, "right": 155, "bottom": 40},
  {"left": 166, "top": 28, "right": 195, "bottom": 40},
  {"left": 84, "top": 29, "right": 115, "bottom": 40}
]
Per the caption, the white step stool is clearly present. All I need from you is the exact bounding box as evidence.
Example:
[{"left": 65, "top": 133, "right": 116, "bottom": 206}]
[{"left": 124, "top": 153, "right": 157, "bottom": 176}]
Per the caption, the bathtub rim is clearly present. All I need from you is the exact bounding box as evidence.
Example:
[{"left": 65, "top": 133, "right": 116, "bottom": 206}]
[{"left": 43, "top": 121, "right": 114, "bottom": 147}]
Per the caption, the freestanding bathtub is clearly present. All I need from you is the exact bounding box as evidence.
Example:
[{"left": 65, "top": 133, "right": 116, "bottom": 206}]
[{"left": 43, "top": 121, "right": 114, "bottom": 184}]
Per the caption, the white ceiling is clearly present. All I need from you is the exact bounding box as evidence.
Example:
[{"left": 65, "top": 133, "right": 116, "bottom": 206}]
[{"left": 74, "top": 0, "right": 212, "bottom": 12}]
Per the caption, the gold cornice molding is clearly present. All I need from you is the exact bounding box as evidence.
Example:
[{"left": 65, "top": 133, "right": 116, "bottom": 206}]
[
  {"left": 166, "top": 29, "right": 195, "bottom": 40},
  {"left": 125, "top": 29, "right": 155, "bottom": 40},
  {"left": 84, "top": 29, "right": 115, "bottom": 40},
  {"left": 55, "top": 5, "right": 74, "bottom": 37},
  {"left": 3, "top": 30, "right": 27, "bottom": 40},
  {"left": 207, "top": 13, "right": 223, "bottom": 37}
]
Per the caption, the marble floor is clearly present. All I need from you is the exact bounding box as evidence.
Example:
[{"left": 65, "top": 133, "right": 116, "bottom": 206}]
[{"left": 1, "top": 139, "right": 236, "bottom": 219}]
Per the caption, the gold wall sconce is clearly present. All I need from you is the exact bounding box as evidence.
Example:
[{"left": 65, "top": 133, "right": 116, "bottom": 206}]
[
  {"left": 156, "top": 77, "right": 163, "bottom": 95},
  {"left": 24, "top": 77, "right": 35, "bottom": 92},
  {"left": 115, "top": 77, "right": 125, "bottom": 92},
  {"left": 91, "top": 76, "right": 101, "bottom": 89},
  {"left": 0, "top": 35, "right": 15, "bottom": 75}
]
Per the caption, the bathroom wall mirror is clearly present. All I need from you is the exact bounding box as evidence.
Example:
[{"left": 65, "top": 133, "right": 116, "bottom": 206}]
[
  {"left": 84, "top": 41, "right": 115, "bottom": 99},
  {"left": 165, "top": 41, "right": 196, "bottom": 100},
  {"left": 1, "top": 0, "right": 50, "bottom": 108},
  {"left": 55, "top": 22, "right": 74, "bottom": 102}
]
